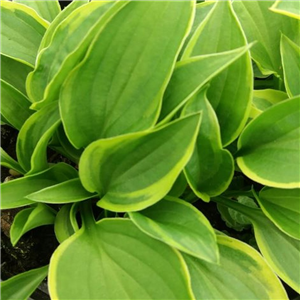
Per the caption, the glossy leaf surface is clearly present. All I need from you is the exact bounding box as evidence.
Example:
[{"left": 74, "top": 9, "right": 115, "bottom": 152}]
[
  {"left": 270, "top": 0, "right": 300, "bottom": 20},
  {"left": 79, "top": 114, "right": 201, "bottom": 212},
  {"left": 0, "top": 147, "right": 25, "bottom": 175}
]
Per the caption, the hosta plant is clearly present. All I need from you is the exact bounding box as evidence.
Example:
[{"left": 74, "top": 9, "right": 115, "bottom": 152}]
[{"left": 1, "top": 0, "right": 300, "bottom": 299}]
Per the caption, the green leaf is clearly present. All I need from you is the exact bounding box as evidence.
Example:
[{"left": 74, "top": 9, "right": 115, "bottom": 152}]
[
  {"left": 26, "top": 178, "right": 96, "bottom": 204},
  {"left": 54, "top": 204, "right": 75, "bottom": 243},
  {"left": 60, "top": 1, "right": 194, "bottom": 148},
  {"left": 168, "top": 172, "right": 187, "bottom": 198},
  {"left": 183, "top": 234, "right": 288, "bottom": 300},
  {"left": 0, "top": 54, "right": 33, "bottom": 95},
  {"left": 79, "top": 113, "right": 201, "bottom": 212},
  {"left": 270, "top": 0, "right": 300, "bottom": 20},
  {"left": 27, "top": 1, "right": 118, "bottom": 107},
  {"left": 16, "top": 102, "right": 61, "bottom": 174},
  {"left": 158, "top": 46, "right": 251, "bottom": 124},
  {"left": 0, "top": 80, "right": 33, "bottom": 130},
  {"left": 129, "top": 196, "right": 218, "bottom": 263},
  {"left": 237, "top": 96, "right": 300, "bottom": 188},
  {"left": 257, "top": 187, "right": 300, "bottom": 240},
  {"left": 48, "top": 216, "right": 194, "bottom": 300},
  {"left": 0, "top": 147, "right": 25, "bottom": 175},
  {"left": 0, "top": 163, "right": 77, "bottom": 209},
  {"left": 1, "top": 265, "right": 49, "bottom": 300},
  {"left": 281, "top": 34, "right": 300, "bottom": 97},
  {"left": 14, "top": 0, "right": 61, "bottom": 22},
  {"left": 182, "top": 87, "right": 234, "bottom": 202},
  {"left": 181, "top": 1, "right": 252, "bottom": 146},
  {"left": 0, "top": 1, "right": 48, "bottom": 66},
  {"left": 10, "top": 203, "right": 56, "bottom": 246}
]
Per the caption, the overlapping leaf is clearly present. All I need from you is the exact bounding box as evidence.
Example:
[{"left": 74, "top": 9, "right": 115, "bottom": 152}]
[
  {"left": 270, "top": 1, "right": 300, "bottom": 20},
  {"left": 0, "top": 147, "right": 25, "bottom": 175}
]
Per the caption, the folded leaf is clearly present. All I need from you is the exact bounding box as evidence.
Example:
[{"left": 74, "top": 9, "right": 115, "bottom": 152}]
[
  {"left": 60, "top": 0, "right": 194, "bottom": 148},
  {"left": 270, "top": 0, "right": 300, "bottom": 20},
  {"left": 0, "top": 147, "right": 25, "bottom": 175},
  {"left": 237, "top": 96, "right": 300, "bottom": 188},
  {"left": 54, "top": 204, "right": 75, "bottom": 243},
  {"left": 183, "top": 234, "right": 288, "bottom": 300},
  {"left": 79, "top": 113, "right": 201, "bottom": 212}
]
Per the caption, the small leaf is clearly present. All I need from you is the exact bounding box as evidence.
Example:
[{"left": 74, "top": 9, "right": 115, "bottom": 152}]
[
  {"left": 54, "top": 204, "right": 75, "bottom": 243},
  {"left": 10, "top": 203, "right": 56, "bottom": 246},
  {"left": 129, "top": 196, "right": 219, "bottom": 263},
  {"left": 270, "top": 0, "right": 300, "bottom": 20},
  {"left": 79, "top": 114, "right": 201, "bottom": 212},
  {"left": 237, "top": 96, "right": 300, "bottom": 188},
  {"left": 0, "top": 147, "right": 25, "bottom": 175},
  {"left": 1, "top": 265, "right": 49, "bottom": 300}
]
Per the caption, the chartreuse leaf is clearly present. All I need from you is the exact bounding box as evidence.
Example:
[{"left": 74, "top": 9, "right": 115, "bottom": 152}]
[
  {"left": 17, "top": 102, "right": 61, "bottom": 175},
  {"left": 214, "top": 196, "right": 300, "bottom": 293},
  {"left": 281, "top": 34, "right": 300, "bottom": 97},
  {"left": 159, "top": 46, "right": 251, "bottom": 124},
  {"left": 181, "top": 87, "right": 234, "bottom": 202},
  {"left": 1, "top": 80, "right": 33, "bottom": 130},
  {"left": 14, "top": 0, "right": 61, "bottom": 22},
  {"left": 270, "top": 1, "right": 300, "bottom": 20},
  {"left": 26, "top": 178, "right": 96, "bottom": 204},
  {"left": 250, "top": 89, "right": 288, "bottom": 119},
  {"left": 49, "top": 213, "right": 194, "bottom": 300},
  {"left": 1, "top": 265, "right": 48, "bottom": 300},
  {"left": 0, "top": 163, "right": 77, "bottom": 209},
  {"left": 79, "top": 114, "right": 201, "bottom": 212},
  {"left": 60, "top": 1, "right": 194, "bottom": 148},
  {"left": 0, "top": 147, "right": 25, "bottom": 175},
  {"left": 10, "top": 203, "right": 56, "bottom": 246},
  {"left": 27, "top": 1, "right": 120, "bottom": 108},
  {"left": 0, "top": 1, "right": 48, "bottom": 66},
  {"left": 183, "top": 234, "right": 288, "bottom": 300},
  {"left": 129, "top": 196, "right": 218, "bottom": 263},
  {"left": 181, "top": 1, "right": 252, "bottom": 146},
  {"left": 54, "top": 204, "right": 75, "bottom": 243},
  {"left": 237, "top": 96, "right": 300, "bottom": 188},
  {"left": 257, "top": 187, "right": 300, "bottom": 240},
  {"left": 0, "top": 54, "right": 33, "bottom": 95}
]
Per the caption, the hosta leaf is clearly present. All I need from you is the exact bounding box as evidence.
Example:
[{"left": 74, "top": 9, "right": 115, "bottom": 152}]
[
  {"left": 27, "top": 1, "right": 119, "bottom": 107},
  {"left": 60, "top": 1, "right": 194, "bottom": 148},
  {"left": 1, "top": 265, "right": 48, "bottom": 300},
  {"left": 0, "top": 54, "right": 33, "bottom": 95},
  {"left": 26, "top": 178, "right": 96, "bottom": 204},
  {"left": 0, "top": 147, "right": 25, "bottom": 175},
  {"left": 14, "top": 0, "right": 61, "bottom": 22},
  {"left": 237, "top": 96, "right": 300, "bottom": 188},
  {"left": 159, "top": 46, "right": 251, "bottom": 124},
  {"left": 270, "top": 0, "right": 300, "bottom": 20},
  {"left": 49, "top": 216, "right": 194, "bottom": 300},
  {"left": 257, "top": 187, "right": 300, "bottom": 240},
  {"left": 181, "top": 0, "right": 252, "bottom": 146},
  {"left": 129, "top": 196, "right": 218, "bottom": 263},
  {"left": 281, "top": 34, "right": 300, "bottom": 97},
  {"left": 16, "top": 102, "right": 61, "bottom": 174},
  {"left": 183, "top": 235, "right": 288, "bottom": 300},
  {"left": 79, "top": 114, "right": 201, "bottom": 212},
  {"left": 1, "top": 80, "right": 33, "bottom": 130},
  {"left": 0, "top": 163, "right": 77, "bottom": 209},
  {"left": 168, "top": 172, "right": 187, "bottom": 198},
  {"left": 182, "top": 87, "right": 234, "bottom": 202},
  {"left": 214, "top": 197, "right": 300, "bottom": 293},
  {"left": 10, "top": 203, "right": 56, "bottom": 246},
  {"left": 0, "top": 1, "right": 48, "bottom": 66}
]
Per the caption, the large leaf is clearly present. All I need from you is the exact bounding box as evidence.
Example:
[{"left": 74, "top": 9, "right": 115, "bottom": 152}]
[
  {"left": 270, "top": 0, "right": 300, "bottom": 20},
  {"left": 49, "top": 215, "right": 194, "bottom": 300},
  {"left": 79, "top": 114, "right": 201, "bottom": 212},
  {"left": 60, "top": 1, "right": 194, "bottom": 148},
  {"left": 16, "top": 102, "right": 61, "bottom": 174},
  {"left": 129, "top": 196, "right": 218, "bottom": 263},
  {"left": 27, "top": 1, "right": 119, "bottom": 108},
  {"left": 257, "top": 187, "right": 300, "bottom": 240},
  {"left": 237, "top": 96, "right": 300, "bottom": 188},
  {"left": 1, "top": 80, "right": 33, "bottom": 130},
  {"left": 182, "top": 87, "right": 234, "bottom": 202},
  {"left": 1, "top": 265, "right": 48, "bottom": 300},
  {"left": 281, "top": 34, "right": 300, "bottom": 97},
  {"left": 0, "top": 163, "right": 77, "bottom": 209},
  {"left": 14, "top": 0, "right": 61, "bottom": 22},
  {"left": 10, "top": 203, "right": 56, "bottom": 246},
  {"left": 0, "top": 1, "right": 48, "bottom": 66},
  {"left": 181, "top": 0, "right": 252, "bottom": 146},
  {"left": 0, "top": 147, "right": 25, "bottom": 175},
  {"left": 183, "top": 234, "right": 288, "bottom": 300}
]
